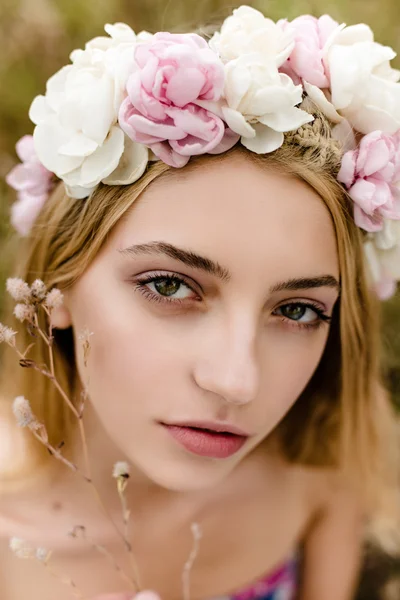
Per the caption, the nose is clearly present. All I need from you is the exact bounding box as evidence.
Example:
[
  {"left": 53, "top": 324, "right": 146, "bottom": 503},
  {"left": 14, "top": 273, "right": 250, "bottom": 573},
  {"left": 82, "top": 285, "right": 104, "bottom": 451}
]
[{"left": 192, "top": 315, "right": 260, "bottom": 406}]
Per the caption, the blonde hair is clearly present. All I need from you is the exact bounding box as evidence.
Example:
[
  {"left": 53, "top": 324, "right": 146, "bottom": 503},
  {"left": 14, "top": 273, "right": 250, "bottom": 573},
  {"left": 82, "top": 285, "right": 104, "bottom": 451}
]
[{"left": 1, "top": 105, "right": 399, "bottom": 550}]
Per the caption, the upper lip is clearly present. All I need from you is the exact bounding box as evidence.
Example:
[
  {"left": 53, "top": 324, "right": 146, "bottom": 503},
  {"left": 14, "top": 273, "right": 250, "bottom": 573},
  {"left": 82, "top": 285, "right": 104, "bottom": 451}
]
[{"left": 162, "top": 420, "right": 250, "bottom": 437}]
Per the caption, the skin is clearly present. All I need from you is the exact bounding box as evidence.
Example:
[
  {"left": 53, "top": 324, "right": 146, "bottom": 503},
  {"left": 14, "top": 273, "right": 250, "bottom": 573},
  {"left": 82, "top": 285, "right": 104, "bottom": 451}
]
[
  {"left": 62, "top": 155, "right": 339, "bottom": 491},
  {"left": 0, "top": 155, "right": 362, "bottom": 600}
]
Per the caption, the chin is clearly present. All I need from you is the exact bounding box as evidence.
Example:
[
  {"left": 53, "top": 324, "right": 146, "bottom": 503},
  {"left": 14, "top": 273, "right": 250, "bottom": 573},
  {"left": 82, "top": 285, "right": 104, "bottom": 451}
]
[{"left": 135, "top": 453, "right": 241, "bottom": 492}]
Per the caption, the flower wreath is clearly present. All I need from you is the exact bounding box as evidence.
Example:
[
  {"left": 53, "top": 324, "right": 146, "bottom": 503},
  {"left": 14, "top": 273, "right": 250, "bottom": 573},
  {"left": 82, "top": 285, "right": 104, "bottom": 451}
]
[{"left": 6, "top": 6, "right": 400, "bottom": 299}]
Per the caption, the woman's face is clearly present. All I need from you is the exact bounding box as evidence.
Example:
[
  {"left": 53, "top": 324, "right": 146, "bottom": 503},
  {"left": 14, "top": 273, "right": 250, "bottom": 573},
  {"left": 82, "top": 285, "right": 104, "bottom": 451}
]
[{"left": 63, "top": 155, "right": 340, "bottom": 491}]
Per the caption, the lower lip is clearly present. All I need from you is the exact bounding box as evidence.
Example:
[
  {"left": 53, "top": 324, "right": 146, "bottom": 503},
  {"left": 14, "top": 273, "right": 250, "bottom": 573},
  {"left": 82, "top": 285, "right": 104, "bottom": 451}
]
[{"left": 163, "top": 425, "right": 247, "bottom": 458}]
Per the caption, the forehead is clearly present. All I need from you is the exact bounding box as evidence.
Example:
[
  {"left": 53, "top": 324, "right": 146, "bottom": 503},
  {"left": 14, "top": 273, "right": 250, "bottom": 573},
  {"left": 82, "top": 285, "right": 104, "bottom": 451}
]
[{"left": 112, "top": 155, "right": 339, "bottom": 279}]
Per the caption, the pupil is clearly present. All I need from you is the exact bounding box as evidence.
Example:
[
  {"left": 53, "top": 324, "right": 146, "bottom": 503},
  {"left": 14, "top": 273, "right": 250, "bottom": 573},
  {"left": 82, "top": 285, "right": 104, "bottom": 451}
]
[
  {"left": 155, "top": 278, "right": 179, "bottom": 296},
  {"left": 282, "top": 305, "right": 305, "bottom": 320}
]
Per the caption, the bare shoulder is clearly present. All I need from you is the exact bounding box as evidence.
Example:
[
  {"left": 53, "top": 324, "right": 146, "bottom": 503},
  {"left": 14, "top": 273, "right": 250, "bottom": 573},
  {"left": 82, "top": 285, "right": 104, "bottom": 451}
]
[{"left": 279, "top": 460, "right": 363, "bottom": 521}]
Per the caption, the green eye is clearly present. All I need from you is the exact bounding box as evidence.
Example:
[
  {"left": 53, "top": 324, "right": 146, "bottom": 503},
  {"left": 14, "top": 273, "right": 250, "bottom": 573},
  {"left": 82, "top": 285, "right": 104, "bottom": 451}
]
[
  {"left": 280, "top": 304, "right": 307, "bottom": 321},
  {"left": 154, "top": 278, "right": 181, "bottom": 297}
]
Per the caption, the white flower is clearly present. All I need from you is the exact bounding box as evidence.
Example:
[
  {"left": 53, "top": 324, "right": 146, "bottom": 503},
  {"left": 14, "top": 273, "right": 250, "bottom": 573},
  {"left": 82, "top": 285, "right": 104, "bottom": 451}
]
[
  {"left": 30, "top": 279, "right": 47, "bottom": 300},
  {"left": 13, "top": 303, "right": 35, "bottom": 323},
  {"left": 35, "top": 547, "right": 52, "bottom": 563},
  {"left": 306, "top": 23, "right": 400, "bottom": 134},
  {"left": 9, "top": 537, "right": 35, "bottom": 559},
  {"left": 12, "top": 396, "right": 34, "bottom": 427},
  {"left": 44, "top": 288, "right": 64, "bottom": 310},
  {"left": 210, "top": 5, "right": 294, "bottom": 68},
  {"left": 84, "top": 23, "right": 151, "bottom": 52},
  {"left": 364, "top": 221, "right": 400, "bottom": 299},
  {"left": 0, "top": 324, "right": 17, "bottom": 345},
  {"left": 28, "top": 23, "right": 149, "bottom": 199},
  {"left": 112, "top": 461, "right": 130, "bottom": 478},
  {"left": 374, "top": 220, "right": 400, "bottom": 251},
  {"left": 6, "top": 278, "right": 31, "bottom": 302},
  {"left": 215, "top": 54, "right": 313, "bottom": 154}
]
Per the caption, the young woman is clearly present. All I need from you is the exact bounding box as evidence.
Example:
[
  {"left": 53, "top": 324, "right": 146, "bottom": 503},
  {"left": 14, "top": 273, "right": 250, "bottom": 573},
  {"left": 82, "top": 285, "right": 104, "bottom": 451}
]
[{"left": 1, "top": 7, "right": 400, "bottom": 600}]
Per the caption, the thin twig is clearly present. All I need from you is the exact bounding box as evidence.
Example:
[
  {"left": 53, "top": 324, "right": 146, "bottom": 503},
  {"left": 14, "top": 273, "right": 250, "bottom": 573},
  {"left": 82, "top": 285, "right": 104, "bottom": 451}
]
[
  {"left": 14, "top": 337, "right": 81, "bottom": 421},
  {"left": 29, "top": 425, "right": 82, "bottom": 477},
  {"left": 70, "top": 525, "right": 136, "bottom": 589},
  {"left": 44, "top": 563, "right": 84, "bottom": 599},
  {"left": 182, "top": 523, "right": 202, "bottom": 600},
  {"left": 8, "top": 297, "right": 142, "bottom": 593},
  {"left": 117, "top": 475, "right": 142, "bottom": 590}
]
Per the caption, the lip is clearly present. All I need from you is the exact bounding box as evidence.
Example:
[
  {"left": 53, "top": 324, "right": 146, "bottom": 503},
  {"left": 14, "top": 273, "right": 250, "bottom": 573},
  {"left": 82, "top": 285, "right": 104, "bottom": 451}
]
[
  {"left": 164, "top": 420, "right": 251, "bottom": 436},
  {"left": 161, "top": 421, "right": 250, "bottom": 459}
]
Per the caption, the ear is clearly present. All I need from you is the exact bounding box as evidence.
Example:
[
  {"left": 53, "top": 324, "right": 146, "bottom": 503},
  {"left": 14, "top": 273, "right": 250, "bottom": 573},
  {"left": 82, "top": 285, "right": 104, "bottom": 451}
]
[{"left": 50, "top": 300, "right": 72, "bottom": 330}]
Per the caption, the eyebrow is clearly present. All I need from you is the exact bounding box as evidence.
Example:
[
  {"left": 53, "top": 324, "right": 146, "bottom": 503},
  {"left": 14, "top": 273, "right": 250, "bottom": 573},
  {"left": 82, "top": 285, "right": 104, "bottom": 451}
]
[
  {"left": 118, "top": 241, "right": 340, "bottom": 292},
  {"left": 270, "top": 275, "right": 340, "bottom": 293},
  {"left": 119, "top": 241, "right": 231, "bottom": 282}
]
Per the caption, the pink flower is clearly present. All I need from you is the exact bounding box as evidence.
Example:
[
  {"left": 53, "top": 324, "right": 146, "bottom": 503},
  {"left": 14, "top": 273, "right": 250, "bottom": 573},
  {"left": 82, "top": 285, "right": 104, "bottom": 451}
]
[
  {"left": 279, "top": 15, "right": 340, "bottom": 88},
  {"left": 338, "top": 130, "right": 400, "bottom": 232},
  {"left": 6, "top": 135, "right": 54, "bottom": 236},
  {"left": 118, "top": 32, "right": 239, "bottom": 167}
]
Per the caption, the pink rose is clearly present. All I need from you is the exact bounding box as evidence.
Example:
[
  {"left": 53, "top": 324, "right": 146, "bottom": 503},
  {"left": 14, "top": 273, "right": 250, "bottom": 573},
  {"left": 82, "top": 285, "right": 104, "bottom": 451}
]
[
  {"left": 6, "top": 135, "right": 54, "bottom": 236},
  {"left": 279, "top": 15, "right": 340, "bottom": 87},
  {"left": 338, "top": 130, "right": 400, "bottom": 232},
  {"left": 118, "top": 32, "right": 239, "bottom": 167}
]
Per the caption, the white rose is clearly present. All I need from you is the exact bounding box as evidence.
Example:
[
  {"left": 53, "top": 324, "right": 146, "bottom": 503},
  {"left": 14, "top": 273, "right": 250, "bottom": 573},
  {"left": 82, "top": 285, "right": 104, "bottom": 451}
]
[
  {"left": 364, "top": 221, "right": 400, "bottom": 299},
  {"left": 84, "top": 22, "right": 151, "bottom": 51},
  {"left": 73, "top": 23, "right": 153, "bottom": 111},
  {"left": 210, "top": 5, "right": 294, "bottom": 68},
  {"left": 29, "top": 23, "right": 149, "bottom": 199},
  {"left": 216, "top": 54, "right": 313, "bottom": 154},
  {"left": 306, "top": 23, "right": 400, "bottom": 134},
  {"left": 374, "top": 220, "right": 400, "bottom": 251}
]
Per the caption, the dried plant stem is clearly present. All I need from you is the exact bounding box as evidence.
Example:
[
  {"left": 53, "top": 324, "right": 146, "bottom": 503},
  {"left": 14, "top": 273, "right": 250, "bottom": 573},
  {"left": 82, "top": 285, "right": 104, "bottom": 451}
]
[
  {"left": 28, "top": 415, "right": 139, "bottom": 590},
  {"left": 70, "top": 526, "right": 136, "bottom": 589},
  {"left": 43, "top": 563, "right": 84, "bottom": 599},
  {"left": 16, "top": 343, "right": 81, "bottom": 421},
  {"left": 29, "top": 419, "right": 138, "bottom": 592},
  {"left": 29, "top": 426, "right": 80, "bottom": 474},
  {"left": 12, "top": 312, "right": 141, "bottom": 593},
  {"left": 77, "top": 418, "right": 91, "bottom": 480},
  {"left": 182, "top": 523, "right": 202, "bottom": 600},
  {"left": 117, "top": 479, "right": 142, "bottom": 590}
]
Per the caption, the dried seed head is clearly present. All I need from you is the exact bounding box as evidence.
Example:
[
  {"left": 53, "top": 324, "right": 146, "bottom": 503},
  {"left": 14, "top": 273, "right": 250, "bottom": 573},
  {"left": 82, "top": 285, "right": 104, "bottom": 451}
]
[
  {"left": 13, "top": 303, "right": 35, "bottom": 323},
  {"left": 35, "top": 547, "right": 52, "bottom": 563},
  {"left": 6, "top": 278, "right": 31, "bottom": 302},
  {"left": 9, "top": 537, "right": 35, "bottom": 559},
  {"left": 12, "top": 396, "right": 34, "bottom": 427},
  {"left": 112, "top": 461, "right": 130, "bottom": 479},
  {"left": 30, "top": 279, "right": 47, "bottom": 301},
  {"left": 44, "top": 288, "right": 64, "bottom": 310},
  {"left": 68, "top": 525, "right": 86, "bottom": 539},
  {"left": 78, "top": 328, "right": 94, "bottom": 344},
  {"left": 78, "top": 328, "right": 93, "bottom": 367},
  {"left": 0, "top": 323, "right": 17, "bottom": 345}
]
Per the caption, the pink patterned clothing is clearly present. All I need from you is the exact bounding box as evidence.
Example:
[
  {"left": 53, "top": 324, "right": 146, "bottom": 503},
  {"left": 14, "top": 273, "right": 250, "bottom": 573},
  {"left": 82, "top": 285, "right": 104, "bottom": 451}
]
[{"left": 213, "top": 557, "right": 298, "bottom": 600}]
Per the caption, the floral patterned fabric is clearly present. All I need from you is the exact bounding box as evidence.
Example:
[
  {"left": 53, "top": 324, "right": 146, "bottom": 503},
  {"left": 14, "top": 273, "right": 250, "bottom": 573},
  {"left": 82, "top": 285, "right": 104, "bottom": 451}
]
[{"left": 212, "top": 557, "right": 297, "bottom": 600}]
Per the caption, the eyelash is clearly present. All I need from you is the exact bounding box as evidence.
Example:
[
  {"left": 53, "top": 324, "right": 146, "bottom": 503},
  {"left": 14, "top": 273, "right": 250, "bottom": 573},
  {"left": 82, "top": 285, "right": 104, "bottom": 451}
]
[{"left": 133, "top": 272, "right": 332, "bottom": 331}]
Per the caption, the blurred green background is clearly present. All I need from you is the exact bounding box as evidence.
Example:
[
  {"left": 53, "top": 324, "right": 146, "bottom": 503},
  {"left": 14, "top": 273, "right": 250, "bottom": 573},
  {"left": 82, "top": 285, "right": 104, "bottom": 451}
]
[{"left": 0, "top": 1, "right": 400, "bottom": 596}]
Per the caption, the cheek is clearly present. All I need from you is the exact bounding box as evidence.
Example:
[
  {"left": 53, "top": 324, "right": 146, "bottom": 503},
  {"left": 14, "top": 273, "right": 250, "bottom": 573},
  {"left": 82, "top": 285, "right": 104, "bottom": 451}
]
[
  {"left": 71, "top": 276, "right": 191, "bottom": 420},
  {"left": 258, "top": 327, "right": 329, "bottom": 424}
]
